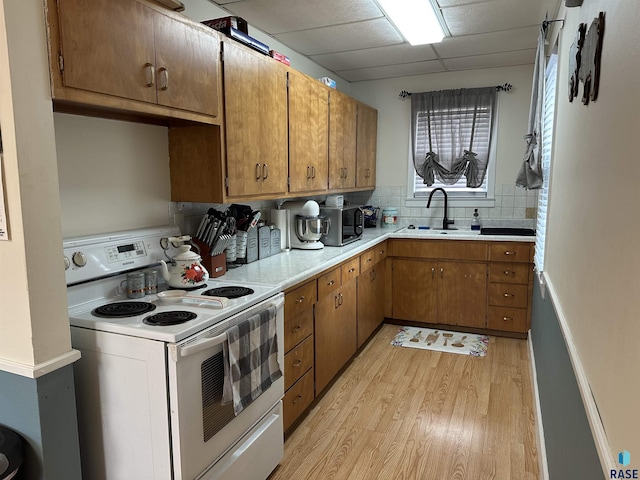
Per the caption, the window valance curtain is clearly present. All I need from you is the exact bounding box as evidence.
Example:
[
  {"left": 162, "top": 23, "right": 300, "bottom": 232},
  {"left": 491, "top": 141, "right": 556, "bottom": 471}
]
[{"left": 411, "top": 87, "right": 497, "bottom": 188}]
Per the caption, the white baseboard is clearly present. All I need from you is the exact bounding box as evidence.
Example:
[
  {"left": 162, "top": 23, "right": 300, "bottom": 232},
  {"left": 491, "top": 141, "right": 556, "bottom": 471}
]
[
  {"left": 541, "top": 272, "right": 615, "bottom": 477},
  {"left": 527, "top": 333, "right": 549, "bottom": 480}
]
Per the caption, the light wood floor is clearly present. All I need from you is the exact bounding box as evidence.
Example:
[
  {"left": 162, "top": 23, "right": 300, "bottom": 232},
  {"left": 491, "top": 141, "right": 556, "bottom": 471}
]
[{"left": 269, "top": 324, "right": 539, "bottom": 480}]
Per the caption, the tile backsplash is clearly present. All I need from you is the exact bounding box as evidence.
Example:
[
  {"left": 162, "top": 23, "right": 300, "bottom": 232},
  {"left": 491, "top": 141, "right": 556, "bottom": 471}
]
[
  {"left": 345, "top": 184, "right": 538, "bottom": 229},
  {"left": 170, "top": 184, "right": 538, "bottom": 235}
]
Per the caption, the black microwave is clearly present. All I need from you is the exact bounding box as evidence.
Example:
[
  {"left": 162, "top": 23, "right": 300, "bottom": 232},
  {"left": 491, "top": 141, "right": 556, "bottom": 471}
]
[{"left": 319, "top": 205, "right": 364, "bottom": 246}]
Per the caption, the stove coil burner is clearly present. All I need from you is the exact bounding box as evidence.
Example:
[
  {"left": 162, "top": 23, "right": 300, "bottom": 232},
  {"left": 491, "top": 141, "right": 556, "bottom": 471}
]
[
  {"left": 92, "top": 302, "right": 156, "bottom": 318},
  {"left": 202, "top": 286, "right": 254, "bottom": 299},
  {"left": 143, "top": 311, "right": 197, "bottom": 326}
]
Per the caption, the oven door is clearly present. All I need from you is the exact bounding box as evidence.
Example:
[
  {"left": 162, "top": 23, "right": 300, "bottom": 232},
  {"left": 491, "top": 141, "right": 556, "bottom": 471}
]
[{"left": 167, "top": 293, "right": 285, "bottom": 480}]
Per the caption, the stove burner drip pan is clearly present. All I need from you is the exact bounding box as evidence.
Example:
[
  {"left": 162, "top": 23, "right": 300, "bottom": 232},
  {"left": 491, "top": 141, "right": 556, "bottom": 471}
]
[
  {"left": 143, "top": 311, "right": 198, "bottom": 326},
  {"left": 92, "top": 302, "right": 156, "bottom": 318},
  {"left": 202, "top": 286, "right": 255, "bottom": 299}
]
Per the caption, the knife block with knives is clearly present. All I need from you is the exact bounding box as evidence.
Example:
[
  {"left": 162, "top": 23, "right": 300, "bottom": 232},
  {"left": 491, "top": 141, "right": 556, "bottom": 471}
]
[{"left": 191, "top": 238, "right": 226, "bottom": 278}]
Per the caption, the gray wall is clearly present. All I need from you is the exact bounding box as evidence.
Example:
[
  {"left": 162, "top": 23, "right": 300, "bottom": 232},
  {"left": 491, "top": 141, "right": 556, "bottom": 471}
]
[
  {"left": 0, "top": 367, "right": 81, "bottom": 480},
  {"left": 530, "top": 281, "right": 603, "bottom": 480}
]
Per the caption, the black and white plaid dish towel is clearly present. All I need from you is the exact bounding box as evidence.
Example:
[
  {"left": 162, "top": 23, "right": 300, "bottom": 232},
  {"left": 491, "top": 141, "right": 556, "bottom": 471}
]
[{"left": 222, "top": 305, "right": 282, "bottom": 416}]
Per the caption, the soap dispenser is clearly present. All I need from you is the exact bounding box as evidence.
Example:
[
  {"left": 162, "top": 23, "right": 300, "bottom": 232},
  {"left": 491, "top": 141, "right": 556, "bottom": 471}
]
[{"left": 471, "top": 209, "right": 481, "bottom": 230}]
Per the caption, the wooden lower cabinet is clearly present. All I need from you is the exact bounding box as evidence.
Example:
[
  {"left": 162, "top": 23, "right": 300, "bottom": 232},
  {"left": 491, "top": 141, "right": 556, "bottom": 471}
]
[
  {"left": 391, "top": 258, "right": 438, "bottom": 323},
  {"left": 315, "top": 277, "right": 357, "bottom": 393},
  {"left": 438, "top": 261, "right": 487, "bottom": 328},
  {"left": 357, "top": 261, "right": 385, "bottom": 348},
  {"left": 283, "top": 280, "right": 316, "bottom": 432}
]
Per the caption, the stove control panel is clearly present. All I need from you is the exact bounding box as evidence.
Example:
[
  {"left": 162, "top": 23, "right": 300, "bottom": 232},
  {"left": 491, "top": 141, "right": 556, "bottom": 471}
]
[{"left": 105, "top": 241, "right": 147, "bottom": 263}]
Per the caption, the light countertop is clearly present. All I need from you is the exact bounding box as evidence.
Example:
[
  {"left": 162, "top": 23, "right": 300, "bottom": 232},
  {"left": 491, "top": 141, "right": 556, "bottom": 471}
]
[{"left": 221, "top": 227, "right": 535, "bottom": 291}]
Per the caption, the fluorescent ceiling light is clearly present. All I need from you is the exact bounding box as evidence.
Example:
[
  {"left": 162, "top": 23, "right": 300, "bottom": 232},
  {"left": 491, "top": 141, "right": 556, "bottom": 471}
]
[{"left": 376, "top": 0, "right": 445, "bottom": 45}]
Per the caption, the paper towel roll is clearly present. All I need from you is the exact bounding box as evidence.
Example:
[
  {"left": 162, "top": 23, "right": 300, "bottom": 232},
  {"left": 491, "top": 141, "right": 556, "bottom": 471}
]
[{"left": 271, "top": 208, "right": 289, "bottom": 250}]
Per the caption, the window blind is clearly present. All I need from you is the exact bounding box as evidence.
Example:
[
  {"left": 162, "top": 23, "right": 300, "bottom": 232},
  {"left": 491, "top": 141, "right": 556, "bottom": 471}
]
[
  {"left": 413, "top": 106, "right": 491, "bottom": 197},
  {"left": 534, "top": 53, "right": 558, "bottom": 272}
]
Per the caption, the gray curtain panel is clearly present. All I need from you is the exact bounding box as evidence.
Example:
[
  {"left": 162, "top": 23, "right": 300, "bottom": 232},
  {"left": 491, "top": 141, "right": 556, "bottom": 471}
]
[
  {"left": 516, "top": 28, "right": 546, "bottom": 190},
  {"left": 411, "top": 87, "right": 497, "bottom": 188}
]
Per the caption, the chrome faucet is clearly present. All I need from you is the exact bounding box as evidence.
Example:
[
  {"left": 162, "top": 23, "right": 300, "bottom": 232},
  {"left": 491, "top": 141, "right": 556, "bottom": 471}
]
[{"left": 427, "top": 188, "right": 455, "bottom": 230}]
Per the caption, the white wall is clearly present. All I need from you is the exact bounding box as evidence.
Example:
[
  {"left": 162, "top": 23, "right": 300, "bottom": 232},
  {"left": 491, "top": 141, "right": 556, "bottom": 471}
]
[
  {"left": 545, "top": 0, "right": 640, "bottom": 457},
  {"left": 55, "top": 114, "right": 171, "bottom": 237}
]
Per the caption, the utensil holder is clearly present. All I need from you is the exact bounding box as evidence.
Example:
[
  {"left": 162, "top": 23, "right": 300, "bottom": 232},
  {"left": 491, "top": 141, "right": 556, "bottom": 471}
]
[{"left": 189, "top": 238, "right": 226, "bottom": 277}]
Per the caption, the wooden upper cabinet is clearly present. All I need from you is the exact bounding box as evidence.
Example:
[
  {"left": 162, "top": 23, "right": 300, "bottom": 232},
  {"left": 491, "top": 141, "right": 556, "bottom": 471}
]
[
  {"left": 356, "top": 102, "right": 378, "bottom": 188},
  {"left": 57, "top": 0, "right": 156, "bottom": 103},
  {"left": 222, "top": 40, "right": 288, "bottom": 198},
  {"left": 328, "top": 89, "right": 357, "bottom": 190},
  {"left": 51, "top": 0, "right": 220, "bottom": 122},
  {"left": 288, "top": 70, "right": 329, "bottom": 194},
  {"left": 153, "top": 12, "right": 219, "bottom": 116}
]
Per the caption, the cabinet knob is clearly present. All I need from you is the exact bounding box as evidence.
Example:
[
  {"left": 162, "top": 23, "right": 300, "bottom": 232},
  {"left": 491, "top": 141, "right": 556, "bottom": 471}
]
[
  {"left": 295, "top": 296, "right": 305, "bottom": 304},
  {"left": 292, "top": 394, "right": 304, "bottom": 404},
  {"left": 504, "top": 251, "right": 515, "bottom": 256},
  {"left": 327, "top": 279, "right": 335, "bottom": 286},
  {"left": 503, "top": 293, "right": 515, "bottom": 297},
  {"left": 504, "top": 270, "right": 512, "bottom": 275},
  {"left": 502, "top": 316, "right": 513, "bottom": 321},
  {"left": 293, "top": 359, "right": 302, "bottom": 367},
  {"left": 348, "top": 267, "right": 355, "bottom": 273}
]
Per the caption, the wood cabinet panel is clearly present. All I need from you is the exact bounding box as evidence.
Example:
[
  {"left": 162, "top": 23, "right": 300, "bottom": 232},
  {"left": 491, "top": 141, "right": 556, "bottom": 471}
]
[
  {"left": 487, "top": 306, "right": 528, "bottom": 332},
  {"left": 489, "top": 243, "right": 532, "bottom": 263},
  {"left": 284, "top": 308, "right": 313, "bottom": 353},
  {"left": 489, "top": 263, "right": 530, "bottom": 284},
  {"left": 342, "top": 258, "right": 360, "bottom": 283},
  {"left": 315, "top": 278, "right": 357, "bottom": 393},
  {"left": 285, "top": 280, "right": 316, "bottom": 319},
  {"left": 391, "top": 259, "right": 438, "bottom": 323},
  {"left": 284, "top": 336, "right": 314, "bottom": 390},
  {"left": 288, "top": 70, "right": 329, "bottom": 194},
  {"left": 283, "top": 369, "right": 314, "bottom": 432},
  {"left": 357, "top": 262, "right": 385, "bottom": 348},
  {"left": 153, "top": 12, "right": 219, "bottom": 116},
  {"left": 438, "top": 261, "right": 487, "bottom": 328},
  {"left": 328, "top": 89, "right": 357, "bottom": 190},
  {"left": 223, "top": 41, "right": 288, "bottom": 197},
  {"left": 488, "top": 283, "right": 529, "bottom": 308},
  {"left": 389, "top": 239, "right": 488, "bottom": 261},
  {"left": 355, "top": 102, "right": 378, "bottom": 188}
]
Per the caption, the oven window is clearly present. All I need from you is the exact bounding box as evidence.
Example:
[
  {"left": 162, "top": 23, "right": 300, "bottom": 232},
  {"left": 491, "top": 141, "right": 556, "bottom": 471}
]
[{"left": 201, "top": 352, "right": 235, "bottom": 442}]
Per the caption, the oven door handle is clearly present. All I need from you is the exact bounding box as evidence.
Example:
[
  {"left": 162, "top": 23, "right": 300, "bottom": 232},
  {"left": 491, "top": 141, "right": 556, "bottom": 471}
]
[{"left": 177, "top": 332, "right": 227, "bottom": 358}]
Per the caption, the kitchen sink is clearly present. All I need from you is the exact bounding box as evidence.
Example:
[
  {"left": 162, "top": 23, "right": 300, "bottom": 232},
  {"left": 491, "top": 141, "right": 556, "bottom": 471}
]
[{"left": 394, "top": 227, "right": 480, "bottom": 237}]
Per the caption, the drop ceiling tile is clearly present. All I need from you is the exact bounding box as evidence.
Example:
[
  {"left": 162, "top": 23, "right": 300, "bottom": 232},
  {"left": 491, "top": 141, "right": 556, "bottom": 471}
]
[
  {"left": 442, "top": 49, "right": 536, "bottom": 70},
  {"left": 442, "top": 0, "right": 550, "bottom": 36},
  {"left": 310, "top": 43, "right": 438, "bottom": 71},
  {"left": 433, "top": 26, "right": 539, "bottom": 58},
  {"left": 274, "top": 18, "right": 403, "bottom": 56},
  {"left": 215, "top": 0, "right": 383, "bottom": 34},
  {"left": 336, "top": 59, "right": 445, "bottom": 82}
]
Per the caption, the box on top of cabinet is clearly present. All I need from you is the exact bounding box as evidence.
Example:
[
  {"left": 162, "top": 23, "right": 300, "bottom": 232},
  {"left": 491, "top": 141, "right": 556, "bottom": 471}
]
[{"left": 202, "top": 16, "right": 248, "bottom": 34}]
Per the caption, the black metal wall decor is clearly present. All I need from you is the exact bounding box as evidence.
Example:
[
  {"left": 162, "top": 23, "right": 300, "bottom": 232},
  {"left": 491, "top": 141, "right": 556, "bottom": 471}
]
[{"left": 569, "top": 12, "right": 605, "bottom": 105}]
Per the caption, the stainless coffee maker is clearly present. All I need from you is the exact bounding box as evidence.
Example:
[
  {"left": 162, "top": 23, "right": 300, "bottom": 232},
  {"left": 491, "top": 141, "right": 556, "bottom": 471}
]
[{"left": 280, "top": 200, "right": 330, "bottom": 250}]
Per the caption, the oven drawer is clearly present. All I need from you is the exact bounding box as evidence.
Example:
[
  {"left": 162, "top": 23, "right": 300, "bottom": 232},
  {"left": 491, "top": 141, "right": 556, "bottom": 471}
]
[
  {"left": 283, "top": 368, "right": 314, "bottom": 432},
  {"left": 284, "top": 335, "right": 313, "bottom": 390},
  {"left": 284, "top": 308, "right": 313, "bottom": 353}
]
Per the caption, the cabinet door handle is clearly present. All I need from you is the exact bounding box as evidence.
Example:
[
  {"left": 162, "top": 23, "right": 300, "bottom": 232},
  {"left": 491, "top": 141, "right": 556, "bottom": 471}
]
[
  {"left": 339, "top": 293, "right": 343, "bottom": 306},
  {"left": 503, "top": 293, "right": 515, "bottom": 297},
  {"left": 334, "top": 294, "right": 340, "bottom": 309},
  {"left": 504, "top": 251, "right": 515, "bottom": 256},
  {"left": 327, "top": 279, "right": 335, "bottom": 286},
  {"left": 370, "top": 269, "right": 376, "bottom": 282},
  {"left": 293, "top": 394, "right": 304, "bottom": 404},
  {"left": 157, "top": 67, "right": 169, "bottom": 91},
  {"left": 293, "top": 359, "right": 302, "bottom": 367},
  {"left": 295, "top": 296, "right": 305, "bottom": 303},
  {"left": 312, "top": 166, "right": 316, "bottom": 178},
  {"left": 263, "top": 163, "right": 269, "bottom": 180},
  {"left": 440, "top": 267, "right": 444, "bottom": 278},
  {"left": 348, "top": 267, "right": 356, "bottom": 273},
  {"left": 256, "top": 163, "right": 262, "bottom": 180},
  {"left": 502, "top": 316, "right": 513, "bottom": 321},
  {"left": 431, "top": 267, "right": 435, "bottom": 279},
  {"left": 292, "top": 325, "right": 302, "bottom": 333},
  {"left": 504, "top": 270, "right": 512, "bottom": 276},
  {"left": 144, "top": 62, "right": 155, "bottom": 87},
  {"left": 343, "top": 167, "right": 347, "bottom": 179},
  {"left": 307, "top": 166, "right": 311, "bottom": 179}
]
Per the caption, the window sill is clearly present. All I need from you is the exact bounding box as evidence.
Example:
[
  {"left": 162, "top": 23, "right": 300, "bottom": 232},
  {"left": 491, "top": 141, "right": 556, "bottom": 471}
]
[{"left": 405, "top": 197, "right": 496, "bottom": 208}]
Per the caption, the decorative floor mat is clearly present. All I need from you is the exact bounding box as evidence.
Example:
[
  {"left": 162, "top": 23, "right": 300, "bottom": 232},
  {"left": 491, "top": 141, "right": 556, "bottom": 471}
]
[{"left": 391, "top": 326, "right": 489, "bottom": 357}]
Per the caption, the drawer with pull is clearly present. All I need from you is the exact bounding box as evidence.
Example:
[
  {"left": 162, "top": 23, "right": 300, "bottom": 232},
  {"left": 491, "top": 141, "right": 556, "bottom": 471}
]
[
  {"left": 283, "top": 368, "right": 314, "bottom": 432},
  {"left": 487, "top": 306, "right": 528, "bottom": 333},
  {"left": 489, "top": 243, "right": 532, "bottom": 263},
  {"left": 342, "top": 257, "right": 360, "bottom": 282},
  {"left": 318, "top": 266, "right": 341, "bottom": 299},
  {"left": 360, "top": 247, "right": 376, "bottom": 273},
  {"left": 488, "top": 283, "right": 529, "bottom": 308},
  {"left": 284, "top": 308, "right": 313, "bottom": 353},
  {"left": 284, "top": 335, "right": 314, "bottom": 390},
  {"left": 489, "top": 263, "right": 530, "bottom": 284},
  {"left": 375, "top": 240, "right": 388, "bottom": 263},
  {"left": 285, "top": 280, "right": 316, "bottom": 319}
]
